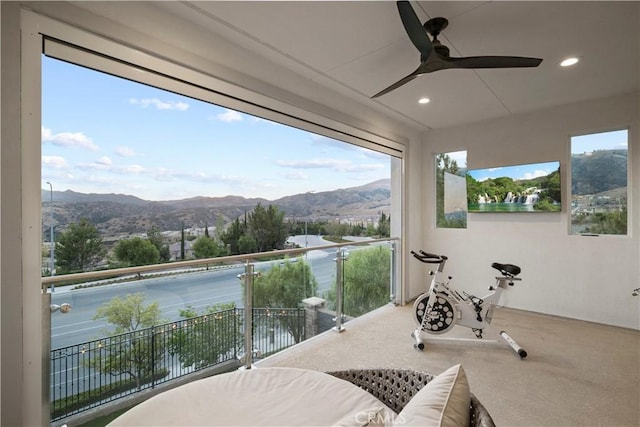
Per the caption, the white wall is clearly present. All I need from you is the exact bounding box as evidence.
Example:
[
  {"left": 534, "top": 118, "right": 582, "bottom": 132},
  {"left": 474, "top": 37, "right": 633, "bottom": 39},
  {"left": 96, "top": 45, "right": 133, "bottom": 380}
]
[
  {"left": 420, "top": 93, "right": 639, "bottom": 329},
  {"left": 1, "top": 3, "right": 26, "bottom": 425}
]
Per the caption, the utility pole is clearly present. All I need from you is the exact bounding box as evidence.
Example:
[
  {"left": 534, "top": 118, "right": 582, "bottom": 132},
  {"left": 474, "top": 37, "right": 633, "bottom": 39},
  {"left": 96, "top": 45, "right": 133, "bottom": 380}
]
[{"left": 46, "top": 181, "right": 55, "bottom": 292}]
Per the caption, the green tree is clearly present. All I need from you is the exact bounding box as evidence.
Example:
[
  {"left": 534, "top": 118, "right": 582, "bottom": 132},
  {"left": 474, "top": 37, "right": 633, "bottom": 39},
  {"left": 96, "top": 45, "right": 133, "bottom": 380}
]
[
  {"left": 437, "top": 153, "right": 460, "bottom": 175},
  {"left": 533, "top": 198, "right": 557, "bottom": 211},
  {"left": 365, "top": 222, "right": 377, "bottom": 237},
  {"left": 328, "top": 246, "right": 390, "bottom": 317},
  {"left": 540, "top": 168, "right": 561, "bottom": 203},
  {"left": 221, "top": 217, "right": 246, "bottom": 255},
  {"left": 214, "top": 214, "right": 226, "bottom": 241},
  {"left": 238, "top": 234, "right": 257, "bottom": 254},
  {"left": 114, "top": 237, "right": 160, "bottom": 267},
  {"left": 168, "top": 303, "right": 241, "bottom": 370},
  {"left": 147, "top": 225, "right": 170, "bottom": 262},
  {"left": 251, "top": 258, "right": 318, "bottom": 343},
  {"left": 55, "top": 218, "right": 105, "bottom": 274},
  {"left": 324, "top": 221, "right": 349, "bottom": 239},
  {"left": 192, "top": 235, "right": 225, "bottom": 258},
  {"left": 586, "top": 210, "right": 627, "bottom": 235},
  {"left": 377, "top": 212, "right": 390, "bottom": 237},
  {"left": 88, "top": 293, "right": 166, "bottom": 390},
  {"left": 466, "top": 173, "right": 483, "bottom": 205},
  {"left": 247, "top": 203, "right": 287, "bottom": 252}
]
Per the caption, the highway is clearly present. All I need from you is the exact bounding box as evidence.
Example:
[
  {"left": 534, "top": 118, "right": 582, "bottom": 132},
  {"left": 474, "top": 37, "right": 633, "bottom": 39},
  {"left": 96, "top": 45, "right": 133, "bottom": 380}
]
[
  {"left": 48, "top": 237, "right": 390, "bottom": 402},
  {"left": 50, "top": 236, "right": 351, "bottom": 350}
]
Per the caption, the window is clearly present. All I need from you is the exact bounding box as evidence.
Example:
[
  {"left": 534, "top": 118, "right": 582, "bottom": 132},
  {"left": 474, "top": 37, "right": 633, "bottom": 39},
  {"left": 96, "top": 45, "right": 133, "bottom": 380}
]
[
  {"left": 27, "top": 12, "right": 406, "bottom": 425},
  {"left": 436, "top": 151, "right": 467, "bottom": 228},
  {"left": 42, "top": 53, "right": 398, "bottom": 335},
  {"left": 570, "top": 129, "right": 628, "bottom": 235},
  {"left": 42, "top": 49, "right": 400, "bottom": 419}
]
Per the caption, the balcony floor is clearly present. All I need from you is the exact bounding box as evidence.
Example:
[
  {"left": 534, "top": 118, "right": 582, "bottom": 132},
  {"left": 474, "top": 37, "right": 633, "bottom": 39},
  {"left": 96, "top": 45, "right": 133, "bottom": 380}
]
[{"left": 257, "top": 303, "right": 640, "bottom": 426}]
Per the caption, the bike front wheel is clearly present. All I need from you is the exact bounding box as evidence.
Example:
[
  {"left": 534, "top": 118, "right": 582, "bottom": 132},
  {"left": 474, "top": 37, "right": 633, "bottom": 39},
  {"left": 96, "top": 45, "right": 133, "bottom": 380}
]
[{"left": 413, "top": 292, "right": 457, "bottom": 334}]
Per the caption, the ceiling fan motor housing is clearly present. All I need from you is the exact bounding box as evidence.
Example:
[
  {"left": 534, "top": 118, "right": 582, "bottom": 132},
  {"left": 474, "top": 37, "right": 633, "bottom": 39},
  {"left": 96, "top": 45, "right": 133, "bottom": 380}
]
[{"left": 424, "top": 17, "right": 448, "bottom": 37}]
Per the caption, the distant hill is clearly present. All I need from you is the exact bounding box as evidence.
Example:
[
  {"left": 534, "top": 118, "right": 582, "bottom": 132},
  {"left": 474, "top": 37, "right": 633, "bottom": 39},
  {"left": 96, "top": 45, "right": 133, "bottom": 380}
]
[
  {"left": 41, "top": 179, "right": 390, "bottom": 238},
  {"left": 42, "top": 189, "right": 149, "bottom": 206},
  {"left": 572, "top": 149, "right": 627, "bottom": 195}
]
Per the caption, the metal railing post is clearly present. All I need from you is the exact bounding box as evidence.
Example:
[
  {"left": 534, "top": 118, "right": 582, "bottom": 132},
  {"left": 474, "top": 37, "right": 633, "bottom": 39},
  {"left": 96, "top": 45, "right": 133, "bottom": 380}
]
[
  {"left": 390, "top": 241, "right": 397, "bottom": 304},
  {"left": 243, "top": 261, "right": 254, "bottom": 369},
  {"left": 42, "top": 286, "right": 51, "bottom": 418},
  {"left": 333, "top": 248, "right": 345, "bottom": 332},
  {"left": 151, "top": 326, "right": 156, "bottom": 389}
]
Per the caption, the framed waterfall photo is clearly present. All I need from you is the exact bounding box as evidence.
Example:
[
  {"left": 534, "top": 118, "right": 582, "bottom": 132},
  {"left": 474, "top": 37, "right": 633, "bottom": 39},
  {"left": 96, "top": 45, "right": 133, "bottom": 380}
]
[{"left": 466, "top": 161, "right": 561, "bottom": 213}]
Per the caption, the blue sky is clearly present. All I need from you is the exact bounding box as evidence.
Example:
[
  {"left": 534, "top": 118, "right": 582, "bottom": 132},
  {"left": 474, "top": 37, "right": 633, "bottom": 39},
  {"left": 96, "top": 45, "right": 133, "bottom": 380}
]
[
  {"left": 570, "top": 129, "right": 628, "bottom": 154},
  {"left": 468, "top": 161, "right": 560, "bottom": 182},
  {"left": 41, "top": 56, "right": 391, "bottom": 201}
]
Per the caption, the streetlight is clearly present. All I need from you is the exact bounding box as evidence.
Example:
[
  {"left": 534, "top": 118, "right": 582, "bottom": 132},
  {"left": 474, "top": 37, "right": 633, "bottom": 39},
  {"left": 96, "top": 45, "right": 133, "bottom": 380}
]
[
  {"left": 304, "top": 191, "right": 315, "bottom": 248},
  {"left": 46, "top": 181, "right": 55, "bottom": 292}
]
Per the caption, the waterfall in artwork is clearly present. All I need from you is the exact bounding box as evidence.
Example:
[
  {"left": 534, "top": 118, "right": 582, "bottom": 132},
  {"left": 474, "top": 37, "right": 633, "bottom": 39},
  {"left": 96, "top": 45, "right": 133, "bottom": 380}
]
[{"left": 499, "top": 188, "right": 540, "bottom": 204}]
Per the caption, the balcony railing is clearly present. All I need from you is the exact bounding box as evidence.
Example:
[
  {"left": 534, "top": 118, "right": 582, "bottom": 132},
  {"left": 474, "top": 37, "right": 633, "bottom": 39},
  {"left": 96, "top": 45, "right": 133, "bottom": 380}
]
[
  {"left": 50, "top": 307, "right": 306, "bottom": 421},
  {"left": 44, "top": 237, "right": 399, "bottom": 424}
]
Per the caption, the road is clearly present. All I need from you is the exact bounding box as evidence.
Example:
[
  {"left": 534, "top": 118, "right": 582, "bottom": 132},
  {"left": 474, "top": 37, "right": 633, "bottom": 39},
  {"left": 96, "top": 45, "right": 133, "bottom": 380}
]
[
  {"left": 50, "top": 236, "right": 353, "bottom": 349},
  {"left": 48, "top": 236, "right": 389, "bottom": 402}
]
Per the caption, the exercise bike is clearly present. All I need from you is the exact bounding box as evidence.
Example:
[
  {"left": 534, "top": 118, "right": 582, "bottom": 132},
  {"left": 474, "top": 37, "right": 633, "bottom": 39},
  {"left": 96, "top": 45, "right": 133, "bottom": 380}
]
[{"left": 410, "top": 250, "right": 528, "bottom": 358}]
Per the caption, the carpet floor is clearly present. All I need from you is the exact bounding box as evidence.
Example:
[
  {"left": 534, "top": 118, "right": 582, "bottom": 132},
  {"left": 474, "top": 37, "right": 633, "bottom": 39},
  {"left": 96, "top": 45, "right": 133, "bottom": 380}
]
[{"left": 257, "top": 303, "right": 640, "bottom": 427}]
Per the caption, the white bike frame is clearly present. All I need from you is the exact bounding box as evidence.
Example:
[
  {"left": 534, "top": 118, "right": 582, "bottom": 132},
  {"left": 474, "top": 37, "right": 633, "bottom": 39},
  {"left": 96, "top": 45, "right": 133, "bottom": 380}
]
[{"left": 411, "top": 250, "right": 527, "bottom": 358}]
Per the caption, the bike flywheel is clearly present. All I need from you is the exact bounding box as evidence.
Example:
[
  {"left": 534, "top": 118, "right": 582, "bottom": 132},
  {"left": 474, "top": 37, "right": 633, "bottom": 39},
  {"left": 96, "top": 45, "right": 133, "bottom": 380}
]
[{"left": 413, "top": 292, "right": 456, "bottom": 334}]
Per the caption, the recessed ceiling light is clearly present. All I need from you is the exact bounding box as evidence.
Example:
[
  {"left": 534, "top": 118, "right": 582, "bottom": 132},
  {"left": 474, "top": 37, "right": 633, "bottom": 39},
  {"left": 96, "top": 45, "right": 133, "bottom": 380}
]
[
  {"left": 418, "top": 97, "right": 430, "bottom": 104},
  {"left": 560, "top": 57, "right": 580, "bottom": 67}
]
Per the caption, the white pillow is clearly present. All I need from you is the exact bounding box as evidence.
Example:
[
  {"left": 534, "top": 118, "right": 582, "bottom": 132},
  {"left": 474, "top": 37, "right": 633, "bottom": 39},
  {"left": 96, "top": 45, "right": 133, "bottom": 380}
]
[{"left": 393, "top": 364, "right": 471, "bottom": 427}]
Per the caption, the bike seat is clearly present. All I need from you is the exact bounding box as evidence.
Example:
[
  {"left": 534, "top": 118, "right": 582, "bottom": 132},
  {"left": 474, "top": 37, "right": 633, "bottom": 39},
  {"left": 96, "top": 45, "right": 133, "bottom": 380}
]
[{"left": 491, "top": 262, "right": 521, "bottom": 277}]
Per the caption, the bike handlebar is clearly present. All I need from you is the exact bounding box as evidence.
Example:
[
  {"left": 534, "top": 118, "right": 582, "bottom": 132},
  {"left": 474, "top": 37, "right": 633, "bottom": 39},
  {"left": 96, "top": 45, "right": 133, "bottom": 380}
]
[{"left": 411, "top": 250, "right": 447, "bottom": 264}]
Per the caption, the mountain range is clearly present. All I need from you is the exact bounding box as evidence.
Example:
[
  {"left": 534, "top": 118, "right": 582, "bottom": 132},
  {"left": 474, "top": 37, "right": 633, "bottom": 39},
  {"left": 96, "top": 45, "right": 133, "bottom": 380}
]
[
  {"left": 42, "top": 179, "right": 391, "bottom": 238},
  {"left": 571, "top": 149, "right": 627, "bottom": 195}
]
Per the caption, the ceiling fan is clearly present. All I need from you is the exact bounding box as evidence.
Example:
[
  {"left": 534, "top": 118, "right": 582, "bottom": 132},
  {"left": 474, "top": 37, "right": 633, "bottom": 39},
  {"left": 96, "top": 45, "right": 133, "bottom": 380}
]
[{"left": 373, "top": 1, "right": 543, "bottom": 98}]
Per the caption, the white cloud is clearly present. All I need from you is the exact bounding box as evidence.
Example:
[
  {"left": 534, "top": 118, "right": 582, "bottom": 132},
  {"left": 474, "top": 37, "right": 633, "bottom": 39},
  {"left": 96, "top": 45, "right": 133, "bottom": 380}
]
[
  {"left": 281, "top": 171, "right": 309, "bottom": 180},
  {"left": 216, "top": 109, "right": 243, "bottom": 123},
  {"left": 154, "top": 168, "right": 175, "bottom": 181},
  {"left": 129, "top": 98, "right": 189, "bottom": 111},
  {"left": 309, "top": 136, "right": 390, "bottom": 160},
  {"left": 276, "top": 158, "right": 350, "bottom": 170},
  {"left": 275, "top": 158, "right": 384, "bottom": 173},
  {"left": 250, "top": 116, "right": 282, "bottom": 126},
  {"left": 309, "top": 135, "right": 361, "bottom": 154},
  {"left": 116, "top": 146, "right": 137, "bottom": 157},
  {"left": 522, "top": 170, "right": 550, "bottom": 180},
  {"left": 42, "top": 155, "right": 68, "bottom": 169},
  {"left": 76, "top": 159, "right": 144, "bottom": 175},
  {"left": 96, "top": 156, "right": 112, "bottom": 166},
  {"left": 347, "top": 163, "right": 385, "bottom": 172},
  {"left": 77, "top": 159, "right": 110, "bottom": 171},
  {"left": 117, "top": 164, "right": 145, "bottom": 174},
  {"left": 42, "top": 126, "right": 99, "bottom": 151},
  {"left": 151, "top": 167, "right": 247, "bottom": 186}
]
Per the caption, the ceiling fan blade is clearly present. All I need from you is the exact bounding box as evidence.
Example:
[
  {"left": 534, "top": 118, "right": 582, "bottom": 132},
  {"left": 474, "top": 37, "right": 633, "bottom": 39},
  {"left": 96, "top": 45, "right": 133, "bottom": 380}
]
[
  {"left": 448, "top": 56, "right": 543, "bottom": 69},
  {"left": 372, "top": 66, "right": 423, "bottom": 98},
  {"left": 397, "top": 1, "right": 432, "bottom": 59}
]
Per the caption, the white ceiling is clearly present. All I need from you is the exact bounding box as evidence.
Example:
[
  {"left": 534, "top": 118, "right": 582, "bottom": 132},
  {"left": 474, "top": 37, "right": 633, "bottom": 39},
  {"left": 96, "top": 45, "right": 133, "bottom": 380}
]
[{"left": 150, "top": 1, "right": 638, "bottom": 131}]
